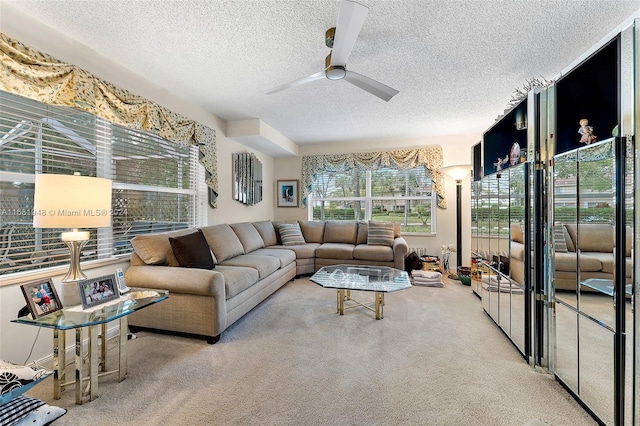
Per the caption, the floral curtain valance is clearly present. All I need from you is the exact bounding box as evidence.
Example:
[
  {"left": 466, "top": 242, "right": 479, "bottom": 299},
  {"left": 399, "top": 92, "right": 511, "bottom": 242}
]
[
  {"left": 0, "top": 32, "right": 218, "bottom": 202},
  {"left": 302, "top": 147, "right": 447, "bottom": 208}
]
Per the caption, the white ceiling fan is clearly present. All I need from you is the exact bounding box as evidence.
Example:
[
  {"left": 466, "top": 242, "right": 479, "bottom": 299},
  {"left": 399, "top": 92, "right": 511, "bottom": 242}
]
[{"left": 267, "top": 0, "right": 399, "bottom": 102}]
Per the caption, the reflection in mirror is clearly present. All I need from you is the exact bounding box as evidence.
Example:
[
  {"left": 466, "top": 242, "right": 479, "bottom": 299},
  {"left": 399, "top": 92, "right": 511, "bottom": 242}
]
[
  {"left": 579, "top": 317, "right": 615, "bottom": 425},
  {"left": 555, "top": 303, "right": 579, "bottom": 394},
  {"left": 233, "top": 152, "right": 263, "bottom": 205}
]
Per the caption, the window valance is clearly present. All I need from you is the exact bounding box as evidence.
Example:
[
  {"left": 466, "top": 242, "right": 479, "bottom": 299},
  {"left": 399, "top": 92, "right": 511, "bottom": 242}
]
[
  {"left": 302, "top": 147, "right": 446, "bottom": 208},
  {"left": 0, "top": 32, "right": 218, "bottom": 203}
]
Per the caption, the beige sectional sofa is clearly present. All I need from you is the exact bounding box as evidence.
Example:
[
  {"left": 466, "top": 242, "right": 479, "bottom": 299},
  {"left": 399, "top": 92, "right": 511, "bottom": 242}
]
[
  {"left": 125, "top": 220, "right": 408, "bottom": 343},
  {"left": 510, "top": 223, "right": 632, "bottom": 291}
]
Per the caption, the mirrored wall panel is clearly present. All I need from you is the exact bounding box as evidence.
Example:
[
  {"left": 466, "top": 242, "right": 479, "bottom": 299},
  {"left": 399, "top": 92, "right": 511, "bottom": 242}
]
[{"left": 233, "top": 152, "right": 263, "bottom": 205}]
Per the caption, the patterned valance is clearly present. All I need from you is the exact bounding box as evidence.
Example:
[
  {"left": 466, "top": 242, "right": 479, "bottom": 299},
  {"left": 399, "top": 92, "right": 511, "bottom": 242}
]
[
  {"left": 0, "top": 32, "right": 218, "bottom": 203},
  {"left": 302, "top": 147, "right": 446, "bottom": 208}
]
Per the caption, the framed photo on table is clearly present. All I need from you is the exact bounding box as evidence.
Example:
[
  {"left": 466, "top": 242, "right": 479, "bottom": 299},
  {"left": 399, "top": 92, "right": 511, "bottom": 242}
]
[
  {"left": 20, "top": 278, "right": 63, "bottom": 319},
  {"left": 78, "top": 274, "right": 120, "bottom": 309},
  {"left": 277, "top": 180, "right": 299, "bottom": 207}
]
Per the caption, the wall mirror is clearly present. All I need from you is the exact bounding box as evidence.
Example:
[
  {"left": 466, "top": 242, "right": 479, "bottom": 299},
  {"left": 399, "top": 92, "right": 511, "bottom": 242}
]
[{"left": 233, "top": 152, "right": 262, "bottom": 205}]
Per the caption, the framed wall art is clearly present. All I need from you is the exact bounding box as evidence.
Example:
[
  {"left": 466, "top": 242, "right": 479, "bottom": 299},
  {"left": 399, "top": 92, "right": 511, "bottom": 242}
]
[
  {"left": 20, "top": 278, "right": 63, "bottom": 319},
  {"left": 277, "top": 180, "right": 299, "bottom": 207}
]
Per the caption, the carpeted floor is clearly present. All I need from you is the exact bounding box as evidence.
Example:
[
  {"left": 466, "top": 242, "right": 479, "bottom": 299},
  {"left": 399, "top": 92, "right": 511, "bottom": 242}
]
[{"left": 26, "top": 276, "right": 596, "bottom": 425}]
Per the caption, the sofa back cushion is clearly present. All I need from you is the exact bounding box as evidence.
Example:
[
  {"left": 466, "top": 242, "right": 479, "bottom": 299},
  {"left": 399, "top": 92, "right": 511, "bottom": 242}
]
[
  {"left": 201, "top": 224, "right": 245, "bottom": 262},
  {"left": 298, "top": 221, "right": 325, "bottom": 243},
  {"left": 131, "top": 227, "right": 198, "bottom": 266},
  {"left": 230, "top": 222, "right": 264, "bottom": 253},
  {"left": 564, "top": 223, "right": 614, "bottom": 253},
  {"left": 323, "top": 221, "right": 357, "bottom": 244},
  {"left": 511, "top": 224, "right": 524, "bottom": 244},
  {"left": 252, "top": 221, "right": 278, "bottom": 246},
  {"left": 357, "top": 222, "right": 368, "bottom": 244}
]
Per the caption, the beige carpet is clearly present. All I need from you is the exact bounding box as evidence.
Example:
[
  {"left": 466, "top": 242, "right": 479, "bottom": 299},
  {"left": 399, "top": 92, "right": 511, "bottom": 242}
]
[{"left": 26, "top": 277, "right": 596, "bottom": 425}]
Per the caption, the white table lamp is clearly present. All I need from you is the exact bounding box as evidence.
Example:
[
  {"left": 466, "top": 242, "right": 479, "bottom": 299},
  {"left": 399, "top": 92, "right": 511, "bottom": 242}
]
[{"left": 33, "top": 173, "right": 112, "bottom": 305}]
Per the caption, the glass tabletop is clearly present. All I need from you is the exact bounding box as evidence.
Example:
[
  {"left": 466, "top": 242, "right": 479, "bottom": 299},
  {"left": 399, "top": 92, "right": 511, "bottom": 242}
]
[
  {"left": 310, "top": 264, "right": 411, "bottom": 293},
  {"left": 12, "top": 289, "right": 168, "bottom": 330}
]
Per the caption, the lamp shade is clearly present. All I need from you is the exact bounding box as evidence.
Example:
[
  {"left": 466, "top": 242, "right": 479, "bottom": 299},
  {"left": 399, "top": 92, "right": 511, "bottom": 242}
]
[
  {"left": 33, "top": 174, "right": 112, "bottom": 229},
  {"left": 440, "top": 164, "right": 471, "bottom": 182}
]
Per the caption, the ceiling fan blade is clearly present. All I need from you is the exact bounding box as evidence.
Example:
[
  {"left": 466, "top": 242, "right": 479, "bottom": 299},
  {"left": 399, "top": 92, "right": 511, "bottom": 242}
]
[
  {"left": 266, "top": 70, "right": 326, "bottom": 95},
  {"left": 330, "top": 0, "right": 368, "bottom": 66},
  {"left": 344, "top": 70, "right": 399, "bottom": 102}
]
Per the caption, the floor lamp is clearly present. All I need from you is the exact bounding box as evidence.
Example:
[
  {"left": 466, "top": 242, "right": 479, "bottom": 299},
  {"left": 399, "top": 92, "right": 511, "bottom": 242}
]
[
  {"left": 33, "top": 173, "right": 112, "bottom": 306},
  {"left": 440, "top": 164, "right": 471, "bottom": 280}
]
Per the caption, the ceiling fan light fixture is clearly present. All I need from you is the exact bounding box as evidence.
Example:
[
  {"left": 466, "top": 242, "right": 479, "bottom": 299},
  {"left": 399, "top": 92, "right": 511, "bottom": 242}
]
[{"left": 326, "top": 65, "right": 346, "bottom": 80}]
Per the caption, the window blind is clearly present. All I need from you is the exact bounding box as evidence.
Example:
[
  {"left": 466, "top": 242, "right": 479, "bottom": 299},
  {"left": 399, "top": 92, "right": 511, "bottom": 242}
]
[{"left": 0, "top": 91, "right": 199, "bottom": 276}]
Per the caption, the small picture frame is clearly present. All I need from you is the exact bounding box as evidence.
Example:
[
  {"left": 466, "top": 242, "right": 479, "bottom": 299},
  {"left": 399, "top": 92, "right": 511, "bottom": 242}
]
[
  {"left": 20, "top": 278, "right": 63, "bottom": 319},
  {"left": 77, "top": 274, "right": 120, "bottom": 310},
  {"left": 277, "top": 180, "right": 299, "bottom": 207}
]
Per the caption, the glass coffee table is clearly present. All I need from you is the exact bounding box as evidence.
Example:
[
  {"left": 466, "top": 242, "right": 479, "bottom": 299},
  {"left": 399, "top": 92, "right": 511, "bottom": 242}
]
[
  {"left": 310, "top": 265, "right": 411, "bottom": 319},
  {"left": 12, "top": 289, "right": 168, "bottom": 404}
]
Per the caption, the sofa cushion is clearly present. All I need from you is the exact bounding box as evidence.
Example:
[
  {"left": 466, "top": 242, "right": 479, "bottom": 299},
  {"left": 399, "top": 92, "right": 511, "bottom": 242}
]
[
  {"left": 511, "top": 223, "right": 524, "bottom": 244},
  {"left": 251, "top": 248, "right": 297, "bottom": 268},
  {"left": 367, "top": 221, "right": 395, "bottom": 246},
  {"left": 252, "top": 221, "right": 278, "bottom": 246},
  {"left": 356, "top": 222, "right": 368, "bottom": 244},
  {"left": 269, "top": 243, "right": 320, "bottom": 259},
  {"left": 231, "top": 222, "right": 265, "bottom": 253},
  {"left": 201, "top": 224, "right": 245, "bottom": 262},
  {"left": 315, "top": 243, "right": 355, "bottom": 260},
  {"left": 218, "top": 254, "right": 280, "bottom": 279},
  {"left": 564, "top": 226, "right": 575, "bottom": 252},
  {"left": 278, "top": 223, "right": 306, "bottom": 246},
  {"left": 353, "top": 244, "right": 394, "bottom": 262},
  {"left": 554, "top": 252, "right": 602, "bottom": 272},
  {"left": 323, "top": 221, "right": 357, "bottom": 244},
  {"left": 298, "top": 221, "right": 325, "bottom": 243},
  {"left": 510, "top": 241, "right": 524, "bottom": 261},
  {"left": 565, "top": 223, "right": 614, "bottom": 253},
  {"left": 214, "top": 265, "right": 259, "bottom": 299},
  {"left": 130, "top": 227, "right": 197, "bottom": 266},
  {"left": 168, "top": 230, "right": 215, "bottom": 270}
]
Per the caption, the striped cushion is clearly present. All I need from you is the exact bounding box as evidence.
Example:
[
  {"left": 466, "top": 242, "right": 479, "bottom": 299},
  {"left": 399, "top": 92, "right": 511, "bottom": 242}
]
[
  {"left": 367, "top": 221, "right": 395, "bottom": 246},
  {"left": 0, "top": 395, "right": 45, "bottom": 426},
  {"left": 278, "top": 223, "right": 306, "bottom": 246},
  {"left": 554, "top": 225, "right": 567, "bottom": 253}
]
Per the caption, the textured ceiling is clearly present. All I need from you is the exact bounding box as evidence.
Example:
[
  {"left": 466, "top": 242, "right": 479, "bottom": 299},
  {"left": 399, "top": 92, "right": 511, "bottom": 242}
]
[{"left": 3, "top": 0, "right": 640, "bottom": 150}]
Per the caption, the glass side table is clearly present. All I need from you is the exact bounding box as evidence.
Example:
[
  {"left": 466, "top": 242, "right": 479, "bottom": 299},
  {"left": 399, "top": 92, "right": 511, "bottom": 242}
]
[{"left": 12, "top": 289, "right": 168, "bottom": 404}]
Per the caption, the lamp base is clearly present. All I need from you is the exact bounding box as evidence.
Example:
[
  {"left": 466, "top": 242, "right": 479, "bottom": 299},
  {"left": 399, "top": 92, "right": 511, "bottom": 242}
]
[{"left": 59, "top": 238, "right": 88, "bottom": 307}]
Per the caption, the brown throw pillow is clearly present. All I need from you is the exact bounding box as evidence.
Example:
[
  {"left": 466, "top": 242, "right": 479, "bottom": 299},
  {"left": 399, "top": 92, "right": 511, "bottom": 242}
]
[{"left": 169, "top": 229, "right": 215, "bottom": 269}]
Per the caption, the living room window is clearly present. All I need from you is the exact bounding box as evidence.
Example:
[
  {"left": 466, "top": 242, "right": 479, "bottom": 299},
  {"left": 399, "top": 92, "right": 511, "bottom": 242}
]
[
  {"left": 308, "top": 167, "right": 436, "bottom": 234},
  {"left": 0, "top": 91, "right": 200, "bottom": 276}
]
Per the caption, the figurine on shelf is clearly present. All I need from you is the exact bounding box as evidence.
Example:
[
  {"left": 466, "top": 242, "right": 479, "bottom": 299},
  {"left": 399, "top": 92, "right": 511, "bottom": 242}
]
[
  {"left": 509, "top": 142, "right": 521, "bottom": 166},
  {"left": 493, "top": 155, "right": 508, "bottom": 172},
  {"left": 578, "top": 118, "right": 597, "bottom": 144}
]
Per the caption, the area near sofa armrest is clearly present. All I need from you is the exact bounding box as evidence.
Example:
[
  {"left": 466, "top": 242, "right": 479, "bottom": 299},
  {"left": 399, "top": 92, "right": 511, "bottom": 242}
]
[
  {"left": 130, "top": 227, "right": 198, "bottom": 265},
  {"left": 125, "top": 265, "right": 226, "bottom": 297}
]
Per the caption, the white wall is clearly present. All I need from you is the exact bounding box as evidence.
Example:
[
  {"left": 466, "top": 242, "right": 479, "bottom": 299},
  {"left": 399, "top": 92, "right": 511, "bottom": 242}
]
[{"left": 273, "top": 134, "right": 480, "bottom": 267}]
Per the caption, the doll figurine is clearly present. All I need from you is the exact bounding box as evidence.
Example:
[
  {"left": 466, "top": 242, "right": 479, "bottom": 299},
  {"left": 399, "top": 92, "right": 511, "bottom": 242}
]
[
  {"left": 578, "top": 119, "right": 597, "bottom": 144},
  {"left": 494, "top": 155, "right": 508, "bottom": 172}
]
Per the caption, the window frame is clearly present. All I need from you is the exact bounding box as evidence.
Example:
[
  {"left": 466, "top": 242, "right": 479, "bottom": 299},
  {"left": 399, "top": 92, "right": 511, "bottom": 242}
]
[{"left": 307, "top": 168, "right": 437, "bottom": 235}]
